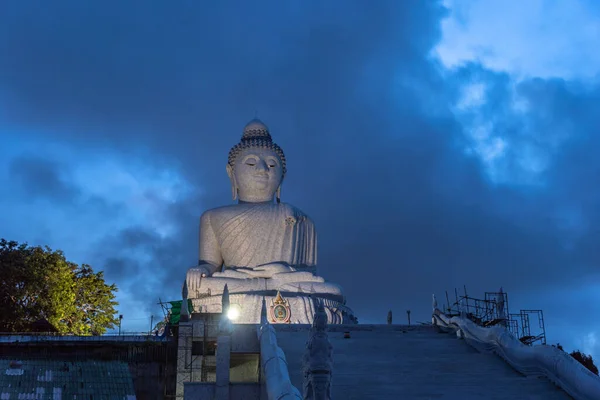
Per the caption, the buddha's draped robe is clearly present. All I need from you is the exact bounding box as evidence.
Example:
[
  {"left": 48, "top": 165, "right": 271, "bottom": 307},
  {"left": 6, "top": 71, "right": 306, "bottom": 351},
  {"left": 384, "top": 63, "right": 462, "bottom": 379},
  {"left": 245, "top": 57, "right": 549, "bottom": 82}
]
[
  {"left": 195, "top": 202, "right": 342, "bottom": 300},
  {"left": 202, "top": 202, "right": 317, "bottom": 271}
]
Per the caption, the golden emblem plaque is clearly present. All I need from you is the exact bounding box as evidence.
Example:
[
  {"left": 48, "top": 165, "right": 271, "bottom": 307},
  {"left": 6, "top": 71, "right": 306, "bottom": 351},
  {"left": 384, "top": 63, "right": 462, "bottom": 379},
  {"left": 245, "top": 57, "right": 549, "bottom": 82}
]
[{"left": 269, "top": 290, "right": 291, "bottom": 323}]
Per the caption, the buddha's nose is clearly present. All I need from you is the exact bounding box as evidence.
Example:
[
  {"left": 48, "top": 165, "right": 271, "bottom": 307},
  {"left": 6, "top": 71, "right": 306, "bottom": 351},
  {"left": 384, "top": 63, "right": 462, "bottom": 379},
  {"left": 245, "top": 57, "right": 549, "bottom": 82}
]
[{"left": 256, "top": 160, "right": 269, "bottom": 172}]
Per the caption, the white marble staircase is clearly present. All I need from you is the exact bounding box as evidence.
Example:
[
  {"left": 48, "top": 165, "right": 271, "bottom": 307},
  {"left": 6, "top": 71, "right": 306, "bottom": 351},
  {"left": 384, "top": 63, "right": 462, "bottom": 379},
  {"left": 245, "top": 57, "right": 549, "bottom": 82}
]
[{"left": 274, "top": 324, "right": 571, "bottom": 400}]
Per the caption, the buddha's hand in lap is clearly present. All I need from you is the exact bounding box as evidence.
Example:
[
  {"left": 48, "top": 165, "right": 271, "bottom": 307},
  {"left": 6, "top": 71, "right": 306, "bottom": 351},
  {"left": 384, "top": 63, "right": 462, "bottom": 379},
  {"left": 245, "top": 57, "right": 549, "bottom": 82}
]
[
  {"left": 241, "top": 263, "right": 296, "bottom": 278},
  {"left": 270, "top": 271, "right": 325, "bottom": 283},
  {"left": 212, "top": 269, "right": 255, "bottom": 279},
  {"left": 210, "top": 263, "right": 295, "bottom": 279},
  {"left": 186, "top": 266, "right": 211, "bottom": 296}
]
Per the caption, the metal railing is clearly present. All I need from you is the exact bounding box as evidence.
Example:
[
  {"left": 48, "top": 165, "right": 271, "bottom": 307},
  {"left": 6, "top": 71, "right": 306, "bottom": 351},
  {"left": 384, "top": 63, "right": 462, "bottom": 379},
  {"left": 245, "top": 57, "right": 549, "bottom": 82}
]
[{"left": 0, "top": 332, "right": 167, "bottom": 343}]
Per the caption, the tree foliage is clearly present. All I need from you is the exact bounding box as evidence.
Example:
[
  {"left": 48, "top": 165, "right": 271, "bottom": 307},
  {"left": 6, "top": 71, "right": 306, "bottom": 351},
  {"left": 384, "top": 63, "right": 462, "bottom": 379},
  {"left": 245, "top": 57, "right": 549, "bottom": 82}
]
[
  {"left": 0, "top": 239, "right": 119, "bottom": 335},
  {"left": 570, "top": 350, "right": 599, "bottom": 376},
  {"left": 553, "top": 343, "right": 599, "bottom": 376}
]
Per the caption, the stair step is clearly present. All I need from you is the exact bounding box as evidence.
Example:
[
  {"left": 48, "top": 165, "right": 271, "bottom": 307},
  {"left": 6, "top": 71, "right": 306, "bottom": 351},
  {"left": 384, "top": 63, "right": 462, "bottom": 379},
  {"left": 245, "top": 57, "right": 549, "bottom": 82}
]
[{"left": 275, "top": 326, "right": 571, "bottom": 399}]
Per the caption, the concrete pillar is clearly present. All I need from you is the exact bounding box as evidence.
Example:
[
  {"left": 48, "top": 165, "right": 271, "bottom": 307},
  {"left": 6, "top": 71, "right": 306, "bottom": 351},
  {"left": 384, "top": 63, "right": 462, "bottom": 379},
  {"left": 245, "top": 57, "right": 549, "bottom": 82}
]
[
  {"left": 176, "top": 321, "right": 193, "bottom": 399},
  {"left": 215, "top": 335, "right": 231, "bottom": 400}
]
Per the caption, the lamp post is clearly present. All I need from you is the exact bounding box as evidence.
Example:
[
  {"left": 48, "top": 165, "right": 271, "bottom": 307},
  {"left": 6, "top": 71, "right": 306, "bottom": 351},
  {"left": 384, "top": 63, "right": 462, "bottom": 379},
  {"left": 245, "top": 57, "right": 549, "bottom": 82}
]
[
  {"left": 406, "top": 310, "right": 411, "bottom": 326},
  {"left": 118, "top": 315, "right": 123, "bottom": 335}
]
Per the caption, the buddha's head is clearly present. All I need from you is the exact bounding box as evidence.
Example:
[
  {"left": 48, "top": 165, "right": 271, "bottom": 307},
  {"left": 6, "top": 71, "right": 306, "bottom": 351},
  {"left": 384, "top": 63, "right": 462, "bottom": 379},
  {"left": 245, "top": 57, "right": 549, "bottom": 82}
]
[{"left": 227, "top": 119, "right": 286, "bottom": 203}]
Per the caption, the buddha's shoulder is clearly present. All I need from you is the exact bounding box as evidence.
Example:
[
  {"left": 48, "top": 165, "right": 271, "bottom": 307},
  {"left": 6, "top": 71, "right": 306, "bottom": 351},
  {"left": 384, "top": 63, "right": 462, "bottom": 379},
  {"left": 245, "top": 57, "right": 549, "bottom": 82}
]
[
  {"left": 279, "top": 202, "right": 311, "bottom": 219},
  {"left": 281, "top": 203, "right": 315, "bottom": 227},
  {"left": 200, "top": 205, "right": 241, "bottom": 222}
]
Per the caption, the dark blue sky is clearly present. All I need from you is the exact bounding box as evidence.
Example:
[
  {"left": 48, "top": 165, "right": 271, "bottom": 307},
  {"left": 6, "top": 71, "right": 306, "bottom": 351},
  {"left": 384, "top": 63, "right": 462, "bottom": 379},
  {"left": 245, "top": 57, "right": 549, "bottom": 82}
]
[{"left": 1, "top": 1, "right": 599, "bottom": 357}]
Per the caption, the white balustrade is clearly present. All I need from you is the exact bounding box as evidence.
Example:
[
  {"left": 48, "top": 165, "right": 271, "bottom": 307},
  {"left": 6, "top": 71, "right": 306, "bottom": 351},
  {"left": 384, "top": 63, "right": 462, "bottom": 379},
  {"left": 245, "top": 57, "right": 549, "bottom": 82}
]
[
  {"left": 432, "top": 296, "right": 600, "bottom": 400},
  {"left": 257, "top": 299, "right": 302, "bottom": 400}
]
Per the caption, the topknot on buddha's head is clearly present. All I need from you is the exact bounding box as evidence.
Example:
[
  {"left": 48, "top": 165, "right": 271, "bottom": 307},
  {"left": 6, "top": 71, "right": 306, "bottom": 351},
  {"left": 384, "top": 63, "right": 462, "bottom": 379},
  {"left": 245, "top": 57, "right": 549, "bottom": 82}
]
[{"left": 228, "top": 119, "right": 287, "bottom": 175}]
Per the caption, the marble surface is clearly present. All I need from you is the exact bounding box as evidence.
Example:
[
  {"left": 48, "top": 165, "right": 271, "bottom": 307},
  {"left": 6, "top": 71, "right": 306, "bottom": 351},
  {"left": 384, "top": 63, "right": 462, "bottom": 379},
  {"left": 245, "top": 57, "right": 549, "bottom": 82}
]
[
  {"left": 191, "top": 293, "right": 352, "bottom": 324},
  {"left": 301, "top": 304, "right": 333, "bottom": 399},
  {"left": 275, "top": 325, "right": 570, "bottom": 400},
  {"left": 258, "top": 297, "right": 302, "bottom": 400},
  {"left": 184, "top": 119, "right": 355, "bottom": 324}
]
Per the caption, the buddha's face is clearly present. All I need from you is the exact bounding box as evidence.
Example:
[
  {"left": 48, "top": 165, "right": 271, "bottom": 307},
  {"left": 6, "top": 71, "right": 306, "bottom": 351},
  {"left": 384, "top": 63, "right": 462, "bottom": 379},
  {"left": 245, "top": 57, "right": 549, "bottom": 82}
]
[{"left": 228, "top": 147, "right": 284, "bottom": 203}]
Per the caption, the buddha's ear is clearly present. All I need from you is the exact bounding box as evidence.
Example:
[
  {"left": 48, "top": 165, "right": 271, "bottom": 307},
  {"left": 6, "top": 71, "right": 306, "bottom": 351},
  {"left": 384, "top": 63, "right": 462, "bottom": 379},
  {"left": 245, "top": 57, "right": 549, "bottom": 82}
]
[{"left": 226, "top": 164, "right": 237, "bottom": 201}]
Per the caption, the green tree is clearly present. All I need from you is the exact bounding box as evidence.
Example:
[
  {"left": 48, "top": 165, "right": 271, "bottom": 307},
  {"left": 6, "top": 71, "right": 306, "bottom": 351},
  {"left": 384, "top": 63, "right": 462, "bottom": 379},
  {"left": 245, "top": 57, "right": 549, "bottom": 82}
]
[
  {"left": 0, "top": 239, "right": 119, "bottom": 335},
  {"left": 570, "top": 350, "right": 599, "bottom": 376},
  {"left": 553, "top": 344, "right": 599, "bottom": 376}
]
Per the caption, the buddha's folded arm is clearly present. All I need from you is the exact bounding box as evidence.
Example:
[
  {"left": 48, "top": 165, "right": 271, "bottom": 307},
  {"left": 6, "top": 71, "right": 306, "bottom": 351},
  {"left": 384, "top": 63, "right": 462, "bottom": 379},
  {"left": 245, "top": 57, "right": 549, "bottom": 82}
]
[
  {"left": 197, "top": 276, "right": 266, "bottom": 295},
  {"left": 192, "top": 272, "right": 341, "bottom": 298}
]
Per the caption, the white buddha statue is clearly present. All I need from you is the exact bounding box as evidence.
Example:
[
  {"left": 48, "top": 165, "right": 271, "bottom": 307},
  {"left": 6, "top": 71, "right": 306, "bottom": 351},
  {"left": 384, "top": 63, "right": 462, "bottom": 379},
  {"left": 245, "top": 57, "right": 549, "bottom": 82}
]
[{"left": 184, "top": 119, "right": 354, "bottom": 324}]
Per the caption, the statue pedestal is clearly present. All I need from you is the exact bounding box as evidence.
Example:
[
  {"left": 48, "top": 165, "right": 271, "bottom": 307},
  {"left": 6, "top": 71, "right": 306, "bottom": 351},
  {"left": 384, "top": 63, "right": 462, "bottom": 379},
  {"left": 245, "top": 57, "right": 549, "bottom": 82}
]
[{"left": 191, "top": 292, "right": 355, "bottom": 324}]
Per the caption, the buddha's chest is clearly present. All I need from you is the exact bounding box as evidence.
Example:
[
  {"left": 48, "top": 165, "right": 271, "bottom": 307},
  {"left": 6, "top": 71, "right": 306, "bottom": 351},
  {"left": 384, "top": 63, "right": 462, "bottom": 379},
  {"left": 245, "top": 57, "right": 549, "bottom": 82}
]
[
  {"left": 213, "top": 204, "right": 309, "bottom": 237},
  {"left": 211, "top": 204, "right": 315, "bottom": 266}
]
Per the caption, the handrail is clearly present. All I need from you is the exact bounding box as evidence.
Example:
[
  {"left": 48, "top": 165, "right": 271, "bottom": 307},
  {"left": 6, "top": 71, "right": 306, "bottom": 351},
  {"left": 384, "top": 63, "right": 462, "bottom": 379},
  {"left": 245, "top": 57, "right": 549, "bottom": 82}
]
[
  {"left": 257, "top": 298, "right": 302, "bottom": 400},
  {"left": 0, "top": 331, "right": 156, "bottom": 336},
  {"left": 432, "top": 304, "right": 600, "bottom": 400},
  {"left": 0, "top": 333, "right": 166, "bottom": 343}
]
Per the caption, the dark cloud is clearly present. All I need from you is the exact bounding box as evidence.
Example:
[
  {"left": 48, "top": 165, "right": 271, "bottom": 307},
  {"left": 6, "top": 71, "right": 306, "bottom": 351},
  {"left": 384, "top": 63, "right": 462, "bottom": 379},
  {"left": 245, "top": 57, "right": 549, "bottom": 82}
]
[
  {"left": 0, "top": 0, "right": 446, "bottom": 180},
  {"left": 90, "top": 195, "right": 202, "bottom": 316},
  {"left": 6, "top": 153, "right": 125, "bottom": 222},
  {"left": 8, "top": 155, "right": 79, "bottom": 202},
  {"left": 1, "top": 0, "right": 599, "bottom": 343}
]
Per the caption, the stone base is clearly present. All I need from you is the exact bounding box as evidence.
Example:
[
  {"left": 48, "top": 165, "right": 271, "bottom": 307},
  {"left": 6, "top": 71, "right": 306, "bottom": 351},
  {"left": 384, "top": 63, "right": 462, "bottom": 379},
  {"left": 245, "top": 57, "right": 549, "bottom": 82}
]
[{"left": 191, "top": 292, "right": 356, "bottom": 324}]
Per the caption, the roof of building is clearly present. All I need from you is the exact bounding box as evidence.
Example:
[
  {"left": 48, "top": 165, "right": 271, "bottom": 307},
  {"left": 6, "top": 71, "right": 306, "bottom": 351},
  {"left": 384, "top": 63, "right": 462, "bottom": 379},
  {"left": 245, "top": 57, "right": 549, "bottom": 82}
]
[{"left": 0, "top": 358, "right": 136, "bottom": 399}]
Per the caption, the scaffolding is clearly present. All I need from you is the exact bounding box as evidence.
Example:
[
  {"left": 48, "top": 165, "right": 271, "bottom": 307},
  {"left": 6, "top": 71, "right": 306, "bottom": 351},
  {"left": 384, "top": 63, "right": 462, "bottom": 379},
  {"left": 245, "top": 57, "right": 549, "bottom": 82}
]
[
  {"left": 443, "top": 286, "right": 546, "bottom": 346},
  {"left": 510, "top": 310, "right": 547, "bottom": 346}
]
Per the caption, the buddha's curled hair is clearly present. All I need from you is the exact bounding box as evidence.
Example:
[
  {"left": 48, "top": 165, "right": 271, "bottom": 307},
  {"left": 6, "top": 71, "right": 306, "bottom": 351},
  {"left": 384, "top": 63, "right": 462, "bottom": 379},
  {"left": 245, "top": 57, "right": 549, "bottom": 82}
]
[{"left": 228, "top": 121, "right": 287, "bottom": 175}]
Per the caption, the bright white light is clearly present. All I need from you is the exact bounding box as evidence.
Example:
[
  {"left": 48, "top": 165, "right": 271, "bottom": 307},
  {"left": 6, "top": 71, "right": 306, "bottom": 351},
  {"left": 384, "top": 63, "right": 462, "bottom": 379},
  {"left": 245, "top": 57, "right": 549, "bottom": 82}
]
[{"left": 227, "top": 305, "right": 241, "bottom": 321}]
